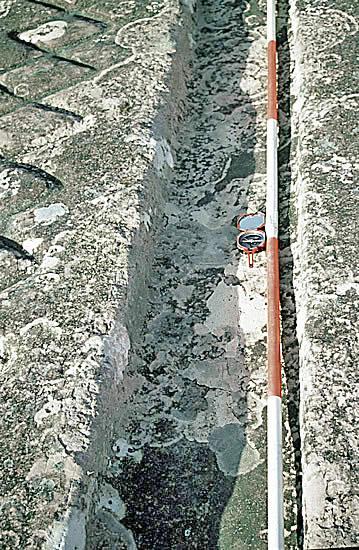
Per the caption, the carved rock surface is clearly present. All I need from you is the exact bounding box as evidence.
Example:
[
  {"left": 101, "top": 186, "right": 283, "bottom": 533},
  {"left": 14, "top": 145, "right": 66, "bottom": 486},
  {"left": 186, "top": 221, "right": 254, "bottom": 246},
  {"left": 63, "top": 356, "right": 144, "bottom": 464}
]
[
  {"left": 290, "top": 0, "right": 359, "bottom": 547},
  {"left": 0, "top": 1, "right": 192, "bottom": 547}
]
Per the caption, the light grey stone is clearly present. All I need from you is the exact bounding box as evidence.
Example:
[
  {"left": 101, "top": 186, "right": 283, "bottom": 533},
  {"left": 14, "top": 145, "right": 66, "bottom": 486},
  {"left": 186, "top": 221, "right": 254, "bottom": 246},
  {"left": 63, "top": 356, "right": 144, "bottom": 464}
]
[
  {"left": 0, "top": 0, "right": 194, "bottom": 546},
  {"left": 290, "top": 0, "right": 359, "bottom": 547}
]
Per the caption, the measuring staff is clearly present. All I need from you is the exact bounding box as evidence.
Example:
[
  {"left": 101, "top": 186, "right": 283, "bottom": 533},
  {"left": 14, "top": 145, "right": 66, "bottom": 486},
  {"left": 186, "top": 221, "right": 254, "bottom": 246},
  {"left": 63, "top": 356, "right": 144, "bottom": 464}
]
[{"left": 236, "top": 0, "right": 284, "bottom": 545}]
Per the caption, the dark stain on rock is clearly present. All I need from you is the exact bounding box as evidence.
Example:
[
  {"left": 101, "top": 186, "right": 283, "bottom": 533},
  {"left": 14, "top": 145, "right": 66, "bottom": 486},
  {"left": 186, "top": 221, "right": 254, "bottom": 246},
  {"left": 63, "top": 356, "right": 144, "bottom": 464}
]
[{"left": 197, "top": 152, "right": 255, "bottom": 206}]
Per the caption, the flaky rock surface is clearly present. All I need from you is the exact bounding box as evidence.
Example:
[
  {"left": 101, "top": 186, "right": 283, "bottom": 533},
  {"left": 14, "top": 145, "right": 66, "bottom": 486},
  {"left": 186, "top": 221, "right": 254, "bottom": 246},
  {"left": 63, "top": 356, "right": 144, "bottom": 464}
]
[
  {"left": 0, "top": 1, "right": 193, "bottom": 547},
  {"left": 290, "top": 0, "right": 359, "bottom": 547}
]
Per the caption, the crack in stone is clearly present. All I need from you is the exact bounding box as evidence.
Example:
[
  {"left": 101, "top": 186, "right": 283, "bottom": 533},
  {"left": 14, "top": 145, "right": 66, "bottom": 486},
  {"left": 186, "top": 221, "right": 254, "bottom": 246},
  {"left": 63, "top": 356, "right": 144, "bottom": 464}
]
[
  {"left": 0, "top": 82, "right": 82, "bottom": 120},
  {"left": 0, "top": 155, "right": 64, "bottom": 190},
  {"left": 0, "top": 235, "right": 35, "bottom": 262},
  {"left": 25, "top": 0, "right": 66, "bottom": 12},
  {"left": 71, "top": 13, "right": 107, "bottom": 31},
  {"left": 7, "top": 30, "right": 97, "bottom": 71},
  {"left": 0, "top": 82, "right": 17, "bottom": 97},
  {"left": 31, "top": 102, "right": 83, "bottom": 122}
]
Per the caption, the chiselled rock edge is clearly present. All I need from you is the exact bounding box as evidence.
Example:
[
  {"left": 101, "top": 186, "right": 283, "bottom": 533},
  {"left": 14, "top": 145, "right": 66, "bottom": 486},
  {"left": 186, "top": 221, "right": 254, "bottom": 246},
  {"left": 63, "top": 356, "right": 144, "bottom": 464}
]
[{"left": 40, "top": 7, "right": 196, "bottom": 550}]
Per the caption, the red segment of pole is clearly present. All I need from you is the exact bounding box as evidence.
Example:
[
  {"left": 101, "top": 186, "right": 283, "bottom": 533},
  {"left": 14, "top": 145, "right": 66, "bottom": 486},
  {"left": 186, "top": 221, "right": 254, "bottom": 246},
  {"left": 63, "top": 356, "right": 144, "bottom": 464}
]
[
  {"left": 267, "top": 37, "right": 281, "bottom": 398},
  {"left": 267, "top": 2, "right": 284, "bottom": 547},
  {"left": 266, "top": 237, "right": 281, "bottom": 397},
  {"left": 267, "top": 40, "right": 278, "bottom": 120}
]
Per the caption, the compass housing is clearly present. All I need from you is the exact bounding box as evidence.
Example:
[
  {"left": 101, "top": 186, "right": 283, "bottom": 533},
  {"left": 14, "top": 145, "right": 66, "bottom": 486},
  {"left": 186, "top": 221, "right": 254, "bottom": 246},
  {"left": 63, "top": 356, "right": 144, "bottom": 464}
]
[
  {"left": 237, "top": 229, "right": 266, "bottom": 254},
  {"left": 236, "top": 212, "right": 266, "bottom": 267},
  {"left": 237, "top": 211, "right": 265, "bottom": 232}
]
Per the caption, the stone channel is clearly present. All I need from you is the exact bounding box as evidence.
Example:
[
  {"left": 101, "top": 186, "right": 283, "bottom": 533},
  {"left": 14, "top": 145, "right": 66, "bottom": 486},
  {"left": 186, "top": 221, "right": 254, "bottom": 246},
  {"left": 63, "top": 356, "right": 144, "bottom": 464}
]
[
  {"left": 89, "top": 1, "right": 299, "bottom": 548},
  {"left": 0, "top": 0, "right": 357, "bottom": 548}
]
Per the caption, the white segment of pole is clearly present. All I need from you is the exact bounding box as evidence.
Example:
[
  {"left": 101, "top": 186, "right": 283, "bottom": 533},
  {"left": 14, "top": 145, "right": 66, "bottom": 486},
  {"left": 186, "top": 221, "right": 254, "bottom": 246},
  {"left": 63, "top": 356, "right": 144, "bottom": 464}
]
[
  {"left": 266, "top": 119, "right": 279, "bottom": 240},
  {"left": 266, "top": 0, "right": 284, "bottom": 548},
  {"left": 267, "top": 396, "right": 284, "bottom": 549},
  {"left": 267, "top": 0, "right": 276, "bottom": 42}
]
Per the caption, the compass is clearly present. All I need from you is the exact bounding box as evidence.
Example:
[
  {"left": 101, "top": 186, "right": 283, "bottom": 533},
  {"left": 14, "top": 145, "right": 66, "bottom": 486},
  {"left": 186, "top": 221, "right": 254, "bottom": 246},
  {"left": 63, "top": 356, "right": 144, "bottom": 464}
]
[
  {"left": 237, "top": 211, "right": 265, "bottom": 231},
  {"left": 236, "top": 212, "right": 266, "bottom": 267}
]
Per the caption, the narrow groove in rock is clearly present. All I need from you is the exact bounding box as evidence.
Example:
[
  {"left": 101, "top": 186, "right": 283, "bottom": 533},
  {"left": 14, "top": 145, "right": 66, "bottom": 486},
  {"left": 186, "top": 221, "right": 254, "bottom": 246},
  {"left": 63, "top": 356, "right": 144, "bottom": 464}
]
[
  {"left": 278, "top": 0, "right": 303, "bottom": 546},
  {"left": 88, "top": 1, "right": 295, "bottom": 547},
  {"left": 0, "top": 235, "right": 35, "bottom": 262},
  {"left": 25, "top": 0, "right": 66, "bottom": 12},
  {"left": 0, "top": 82, "right": 82, "bottom": 121},
  {"left": 0, "top": 83, "right": 17, "bottom": 97},
  {"left": 31, "top": 102, "right": 83, "bottom": 121},
  {"left": 7, "top": 31, "right": 97, "bottom": 71},
  {"left": 0, "top": 156, "right": 64, "bottom": 190}
]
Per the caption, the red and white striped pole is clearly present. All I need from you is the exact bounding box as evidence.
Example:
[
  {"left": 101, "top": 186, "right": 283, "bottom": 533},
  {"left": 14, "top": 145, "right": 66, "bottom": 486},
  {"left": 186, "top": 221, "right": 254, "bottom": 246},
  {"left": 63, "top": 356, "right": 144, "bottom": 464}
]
[{"left": 266, "top": 0, "right": 284, "bottom": 548}]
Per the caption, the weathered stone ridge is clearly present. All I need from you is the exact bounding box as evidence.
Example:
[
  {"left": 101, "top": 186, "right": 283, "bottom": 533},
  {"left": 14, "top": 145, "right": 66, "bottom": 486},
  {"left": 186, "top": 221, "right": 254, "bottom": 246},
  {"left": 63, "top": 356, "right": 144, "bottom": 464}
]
[
  {"left": 289, "top": 0, "right": 359, "bottom": 547},
  {"left": 0, "top": 1, "right": 194, "bottom": 547}
]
